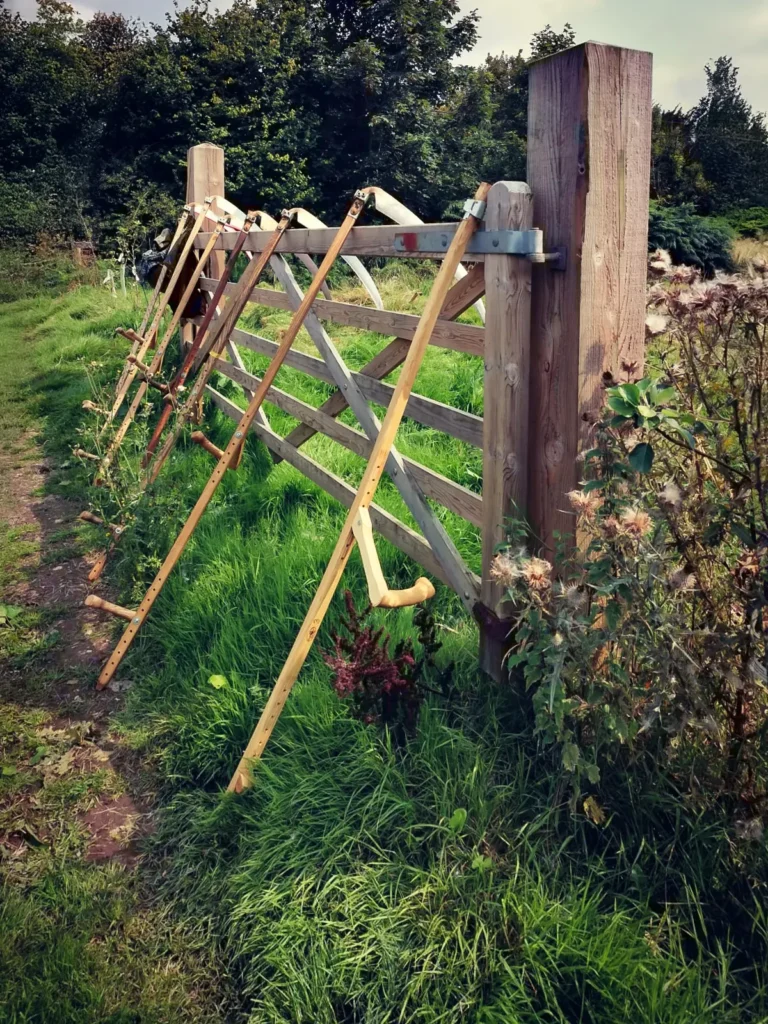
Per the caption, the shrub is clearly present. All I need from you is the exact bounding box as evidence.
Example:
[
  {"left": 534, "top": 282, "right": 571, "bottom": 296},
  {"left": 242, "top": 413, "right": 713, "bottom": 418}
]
[
  {"left": 648, "top": 201, "right": 734, "bottom": 274},
  {"left": 725, "top": 206, "right": 768, "bottom": 239},
  {"left": 496, "top": 254, "right": 768, "bottom": 831}
]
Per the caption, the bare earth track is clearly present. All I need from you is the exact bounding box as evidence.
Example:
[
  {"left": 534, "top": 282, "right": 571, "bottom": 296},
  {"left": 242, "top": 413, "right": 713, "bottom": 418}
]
[{"left": 0, "top": 429, "right": 146, "bottom": 865}]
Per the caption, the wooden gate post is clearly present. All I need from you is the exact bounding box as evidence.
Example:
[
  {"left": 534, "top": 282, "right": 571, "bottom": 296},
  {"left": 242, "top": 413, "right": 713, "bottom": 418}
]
[
  {"left": 480, "top": 182, "right": 533, "bottom": 680},
  {"left": 183, "top": 143, "right": 225, "bottom": 349},
  {"left": 526, "top": 42, "right": 652, "bottom": 559}
]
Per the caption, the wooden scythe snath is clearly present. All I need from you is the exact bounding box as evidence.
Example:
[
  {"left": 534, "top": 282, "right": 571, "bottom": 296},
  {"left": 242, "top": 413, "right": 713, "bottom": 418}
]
[
  {"left": 226, "top": 181, "right": 491, "bottom": 793},
  {"left": 101, "top": 199, "right": 213, "bottom": 433},
  {"left": 108, "top": 204, "right": 192, "bottom": 401},
  {"left": 88, "top": 189, "right": 378, "bottom": 689},
  {"left": 92, "top": 213, "right": 230, "bottom": 485}
]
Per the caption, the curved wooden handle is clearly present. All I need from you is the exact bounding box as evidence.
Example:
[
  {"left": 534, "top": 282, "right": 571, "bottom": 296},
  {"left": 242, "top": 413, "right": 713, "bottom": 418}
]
[
  {"left": 352, "top": 508, "right": 435, "bottom": 608},
  {"left": 190, "top": 430, "right": 225, "bottom": 460},
  {"left": 377, "top": 577, "right": 436, "bottom": 608},
  {"left": 74, "top": 448, "right": 100, "bottom": 462},
  {"left": 84, "top": 594, "right": 136, "bottom": 621},
  {"left": 79, "top": 510, "right": 104, "bottom": 526}
]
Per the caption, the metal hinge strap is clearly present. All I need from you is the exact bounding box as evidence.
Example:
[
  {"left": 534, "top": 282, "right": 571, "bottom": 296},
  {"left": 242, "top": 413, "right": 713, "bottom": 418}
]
[{"left": 393, "top": 227, "right": 565, "bottom": 267}]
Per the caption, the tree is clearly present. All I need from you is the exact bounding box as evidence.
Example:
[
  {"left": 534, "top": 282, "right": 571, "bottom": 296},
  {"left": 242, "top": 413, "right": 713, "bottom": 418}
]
[
  {"left": 0, "top": 0, "right": 96, "bottom": 238},
  {"left": 687, "top": 57, "right": 768, "bottom": 212},
  {"left": 650, "top": 105, "right": 710, "bottom": 207},
  {"left": 529, "top": 22, "right": 575, "bottom": 60}
]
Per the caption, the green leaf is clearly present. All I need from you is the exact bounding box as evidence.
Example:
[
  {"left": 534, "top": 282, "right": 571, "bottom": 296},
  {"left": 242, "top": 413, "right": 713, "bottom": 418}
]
[
  {"left": 447, "top": 807, "right": 467, "bottom": 833},
  {"left": 29, "top": 746, "right": 47, "bottom": 766},
  {"left": 607, "top": 395, "right": 636, "bottom": 417},
  {"left": 586, "top": 764, "right": 601, "bottom": 784},
  {"left": 636, "top": 403, "right": 656, "bottom": 418},
  {"left": 652, "top": 387, "right": 676, "bottom": 404},
  {"left": 471, "top": 854, "right": 494, "bottom": 872},
  {"left": 617, "top": 383, "right": 641, "bottom": 405},
  {"left": 605, "top": 601, "right": 621, "bottom": 632},
  {"left": 628, "top": 442, "right": 654, "bottom": 474},
  {"left": 562, "top": 742, "right": 580, "bottom": 773},
  {"left": 208, "top": 674, "right": 228, "bottom": 690},
  {"left": 731, "top": 521, "right": 756, "bottom": 548},
  {"left": 1, "top": 765, "right": 17, "bottom": 776},
  {"left": 0, "top": 604, "right": 23, "bottom": 625}
]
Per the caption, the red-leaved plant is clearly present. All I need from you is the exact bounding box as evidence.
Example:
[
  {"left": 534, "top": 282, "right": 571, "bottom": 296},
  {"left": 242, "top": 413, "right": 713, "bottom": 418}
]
[{"left": 323, "top": 591, "right": 449, "bottom": 741}]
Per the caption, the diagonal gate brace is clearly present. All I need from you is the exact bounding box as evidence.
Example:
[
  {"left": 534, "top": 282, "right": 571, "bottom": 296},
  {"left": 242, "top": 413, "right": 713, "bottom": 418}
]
[{"left": 257, "top": 208, "right": 482, "bottom": 614}]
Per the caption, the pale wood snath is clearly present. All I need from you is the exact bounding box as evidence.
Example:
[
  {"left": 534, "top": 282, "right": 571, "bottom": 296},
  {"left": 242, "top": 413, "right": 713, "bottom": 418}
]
[{"left": 227, "top": 182, "right": 491, "bottom": 793}]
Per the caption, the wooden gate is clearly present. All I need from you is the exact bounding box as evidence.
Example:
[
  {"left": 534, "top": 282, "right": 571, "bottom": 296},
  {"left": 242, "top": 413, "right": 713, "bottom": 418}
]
[{"left": 183, "top": 41, "right": 653, "bottom": 680}]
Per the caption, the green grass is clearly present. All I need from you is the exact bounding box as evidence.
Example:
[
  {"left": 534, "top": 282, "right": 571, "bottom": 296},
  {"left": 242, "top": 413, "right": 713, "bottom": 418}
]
[
  {"left": 0, "top": 269, "right": 238, "bottom": 1023},
  {"left": 0, "top": 257, "right": 767, "bottom": 1022}
]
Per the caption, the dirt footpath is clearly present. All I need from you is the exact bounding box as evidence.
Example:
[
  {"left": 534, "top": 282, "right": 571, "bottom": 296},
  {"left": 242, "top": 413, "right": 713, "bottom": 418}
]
[{"left": 0, "top": 430, "right": 147, "bottom": 865}]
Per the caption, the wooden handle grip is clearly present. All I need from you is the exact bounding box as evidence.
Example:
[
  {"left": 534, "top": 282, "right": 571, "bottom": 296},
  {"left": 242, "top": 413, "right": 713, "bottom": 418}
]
[
  {"left": 190, "top": 431, "right": 224, "bottom": 460},
  {"left": 84, "top": 594, "right": 137, "bottom": 621},
  {"left": 377, "top": 577, "right": 436, "bottom": 608},
  {"left": 79, "top": 511, "right": 104, "bottom": 526},
  {"left": 74, "top": 448, "right": 100, "bottom": 462},
  {"left": 116, "top": 328, "right": 145, "bottom": 344},
  {"left": 88, "top": 551, "right": 109, "bottom": 583}
]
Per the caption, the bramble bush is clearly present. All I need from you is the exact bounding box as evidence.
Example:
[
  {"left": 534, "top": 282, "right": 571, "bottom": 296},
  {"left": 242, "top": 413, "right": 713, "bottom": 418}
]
[{"left": 494, "top": 249, "right": 768, "bottom": 834}]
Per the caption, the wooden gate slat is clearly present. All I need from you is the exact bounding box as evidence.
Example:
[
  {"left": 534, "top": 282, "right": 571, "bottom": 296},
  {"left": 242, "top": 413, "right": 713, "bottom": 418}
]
[
  {"left": 281, "top": 263, "right": 486, "bottom": 456},
  {"left": 210, "top": 356, "right": 483, "bottom": 527},
  {"left": 199, "top": 277, "right": 484, "bottom": 355},
  {"left": 230, "top": 328, "right": 483, "bottom": 447}
]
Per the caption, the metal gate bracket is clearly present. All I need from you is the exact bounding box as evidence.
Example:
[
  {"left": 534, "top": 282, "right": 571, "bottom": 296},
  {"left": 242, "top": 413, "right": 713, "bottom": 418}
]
[{"left": 393, "top": 227, "right": 566, "bottom": 268}]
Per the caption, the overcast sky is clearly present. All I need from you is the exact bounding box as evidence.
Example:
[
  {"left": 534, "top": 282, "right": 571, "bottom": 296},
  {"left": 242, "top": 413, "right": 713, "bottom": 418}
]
[{"left": 8, "top": 0, "right": 768, "bottom": 116}]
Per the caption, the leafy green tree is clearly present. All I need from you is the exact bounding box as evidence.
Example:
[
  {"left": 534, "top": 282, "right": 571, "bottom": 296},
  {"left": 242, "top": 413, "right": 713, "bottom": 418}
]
[
  {"left": 687, "top": 56, "right": 768, "bottom": 212},
  {"left": 296, "top": 0, "right": 480, "bottom": 217},
  {"left": 529, "top": 21, "right": 575, "bottom": 59},
  {"left": 0, "top": 0, "right": 96, "bottom": 238},
  {"left": 650, "top": 105, "right": 710, "bottom": 206}
]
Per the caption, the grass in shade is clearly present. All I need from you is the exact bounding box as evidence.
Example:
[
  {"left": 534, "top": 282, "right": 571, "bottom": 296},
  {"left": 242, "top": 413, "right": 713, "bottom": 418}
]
[{"left": 0, "top": 253, "right": 766, "bottom": 1023}]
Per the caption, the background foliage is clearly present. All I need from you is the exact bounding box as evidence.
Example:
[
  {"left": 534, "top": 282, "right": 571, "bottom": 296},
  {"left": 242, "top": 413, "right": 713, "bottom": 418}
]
[{"left": 2, "top": 0, "right": 767, "bottom": 254}]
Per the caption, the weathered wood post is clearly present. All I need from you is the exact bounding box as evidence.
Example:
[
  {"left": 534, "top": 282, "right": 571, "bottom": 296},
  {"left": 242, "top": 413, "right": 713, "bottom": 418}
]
[
  {"left": 480, "top": 182, "right": 533, "bottom": 679},
  {"left": 183, "top": 143, "right": 225, "bottom": 349},
  {"left": 526, "top": 42, "right": 653, "bottom": 559}
]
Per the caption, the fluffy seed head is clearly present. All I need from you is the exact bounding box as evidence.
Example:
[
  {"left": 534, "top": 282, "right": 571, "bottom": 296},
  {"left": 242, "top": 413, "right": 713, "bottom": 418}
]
[
  {"left": 621, "top": 508, "right": 653, "bottom": 537},
  {"left": 567, "top": 489, "right": 603, "bottom": 520}
]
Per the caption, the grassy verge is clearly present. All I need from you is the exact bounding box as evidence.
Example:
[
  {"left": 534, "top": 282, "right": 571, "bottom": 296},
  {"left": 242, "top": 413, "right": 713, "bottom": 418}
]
[
  {"left": 0, "top": 263, "right": 236, "bottom": 1023},
  {"left": 1, "top": 256, "right": 766, "bottom": 1022}
]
